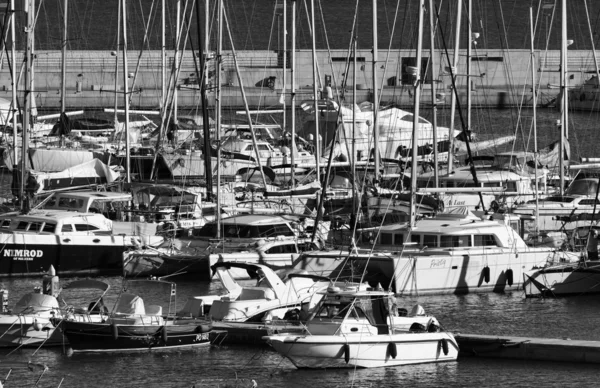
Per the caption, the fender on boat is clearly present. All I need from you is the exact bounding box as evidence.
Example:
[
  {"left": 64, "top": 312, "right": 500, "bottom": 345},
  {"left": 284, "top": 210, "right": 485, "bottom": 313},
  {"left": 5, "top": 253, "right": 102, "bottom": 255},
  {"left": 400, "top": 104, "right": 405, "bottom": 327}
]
[
  {"left": 506, "top": 269, "right": 514, "bottom": 286},
  {"left": 111, "top": 323, "right": 118, "bottom": 340},
  {"left": 483, "top": 266, "right": 490, "bottom": 283},
  {"left": 161, "top": 326, "right": 168, "bottom": 343},
  {"left": 440, "top": 338, "right": 449, "bottom": 356},
  {"left": 343, "top": 344, "right": 350, "bottom": 364},
  {"left": 387, "top": 342, "right": 397, "bottom": 359}
]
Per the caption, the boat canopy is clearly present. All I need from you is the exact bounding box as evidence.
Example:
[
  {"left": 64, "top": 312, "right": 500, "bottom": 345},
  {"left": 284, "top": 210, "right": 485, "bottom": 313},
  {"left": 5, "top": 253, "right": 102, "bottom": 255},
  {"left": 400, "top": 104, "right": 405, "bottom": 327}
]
[
  {"left": 63, "top": 279, "right": 110, "bottom": 292},
  {"left": 14, "top": 293, "right": 59, "bottom": 313}
]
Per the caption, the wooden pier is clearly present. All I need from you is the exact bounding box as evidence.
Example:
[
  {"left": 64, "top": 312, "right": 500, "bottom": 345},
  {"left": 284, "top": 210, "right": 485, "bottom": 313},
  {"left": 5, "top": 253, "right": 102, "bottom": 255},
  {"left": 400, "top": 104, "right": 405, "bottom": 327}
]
[{"left": 456, "top": 334, "right": 600, "bottom": 364}]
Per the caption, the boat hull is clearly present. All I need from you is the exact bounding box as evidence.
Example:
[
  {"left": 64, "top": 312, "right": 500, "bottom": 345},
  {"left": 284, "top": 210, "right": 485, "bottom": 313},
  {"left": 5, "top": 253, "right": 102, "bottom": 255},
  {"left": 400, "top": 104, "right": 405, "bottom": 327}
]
[
  {"left": 0, "top": 316, "right": 62, "bottom": 347},
  {"left": 60, "top": 320, "right": 213, "bottom": 352},
  {"left": 266, "top": 332, "right": 458, "bottom": 368},
  {"left": 523, "top": 263, "right": 600, "bottom": 297},
  {"left": 0, "top": 234, "right": 128, "bottom": 277},
  {"left": 294, "top": 248, "right": 563, "bottom": 295}
]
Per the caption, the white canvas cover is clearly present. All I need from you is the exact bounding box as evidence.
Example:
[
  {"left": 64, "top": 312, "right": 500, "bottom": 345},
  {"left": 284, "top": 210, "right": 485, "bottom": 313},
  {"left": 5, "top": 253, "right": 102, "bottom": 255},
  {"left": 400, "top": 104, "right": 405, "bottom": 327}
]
[
  {"left": 14, "top": 293, "right": 59, "bottom": 313},
  {"left": 31, "top": 159, "right": 120, "bottom": 194},
  {"left": 114, "top": 293, "right": 145, "bottom": 316}
]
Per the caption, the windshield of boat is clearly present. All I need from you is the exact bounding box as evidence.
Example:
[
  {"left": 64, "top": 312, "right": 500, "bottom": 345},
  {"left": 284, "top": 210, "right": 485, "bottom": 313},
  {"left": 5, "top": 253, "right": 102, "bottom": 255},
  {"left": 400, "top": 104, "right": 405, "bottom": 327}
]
[
  {"left": 491, "top": 154, "right": 529, "bottom": 171},
  {"left": 540, "top": 196, "right": 577, "bottom": 203},
  {"left": 565, "top": 179, "right": 598, "bottom": 197},
  {"left": 193, "top": 222, "right": 294, "bottom": 238}
]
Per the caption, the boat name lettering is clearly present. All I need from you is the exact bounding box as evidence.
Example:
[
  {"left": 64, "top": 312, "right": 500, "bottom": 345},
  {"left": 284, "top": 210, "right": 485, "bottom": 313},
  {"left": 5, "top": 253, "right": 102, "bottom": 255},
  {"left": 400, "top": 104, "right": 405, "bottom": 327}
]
[
  {"left": 430, "top": 259, "right": 446, "bottom": 268},
  {"left": 3, "top": 249, "right": 43, "bottom": 260}
]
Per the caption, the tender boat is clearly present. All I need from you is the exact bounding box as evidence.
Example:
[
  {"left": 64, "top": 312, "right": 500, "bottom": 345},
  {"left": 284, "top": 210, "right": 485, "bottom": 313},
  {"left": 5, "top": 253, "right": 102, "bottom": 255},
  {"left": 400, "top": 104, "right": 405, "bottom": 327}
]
[
  {"left": 0, "top": 210, "right": 163, "bottom": 276},
  {"left": 58, "top": 279, "right": 214, "bottom": 352},
  {"left": 264, "top": 285, "right": 458, "bottom": 368}
]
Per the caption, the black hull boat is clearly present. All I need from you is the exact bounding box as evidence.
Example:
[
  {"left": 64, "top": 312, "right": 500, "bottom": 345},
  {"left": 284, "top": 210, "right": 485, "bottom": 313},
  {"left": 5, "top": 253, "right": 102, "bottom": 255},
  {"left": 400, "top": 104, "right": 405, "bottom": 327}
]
[{"left": 60, "top": 320, "right": 213, "bottom": 352}]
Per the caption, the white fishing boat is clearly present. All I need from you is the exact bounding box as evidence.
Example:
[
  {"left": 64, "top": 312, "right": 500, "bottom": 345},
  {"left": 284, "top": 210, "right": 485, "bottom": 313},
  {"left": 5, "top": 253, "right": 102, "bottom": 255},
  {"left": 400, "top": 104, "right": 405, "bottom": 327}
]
[{"left": 264, "top": 285, "right": 458, "bottom": 368}]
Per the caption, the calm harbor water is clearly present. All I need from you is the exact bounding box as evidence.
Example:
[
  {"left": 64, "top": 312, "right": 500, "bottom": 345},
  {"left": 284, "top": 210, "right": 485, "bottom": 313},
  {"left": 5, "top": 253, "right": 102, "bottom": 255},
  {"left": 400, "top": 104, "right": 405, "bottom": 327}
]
[{"left": 2, "top": 276, "right": 600, "bottom": 388}]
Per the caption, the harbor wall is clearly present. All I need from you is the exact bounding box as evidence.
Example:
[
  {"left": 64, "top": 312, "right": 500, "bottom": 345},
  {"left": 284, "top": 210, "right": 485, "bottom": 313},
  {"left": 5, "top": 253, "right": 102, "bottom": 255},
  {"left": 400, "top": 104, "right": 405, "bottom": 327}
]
[{"left": 0, "top": 49, "right": 595, "bottom": 110}]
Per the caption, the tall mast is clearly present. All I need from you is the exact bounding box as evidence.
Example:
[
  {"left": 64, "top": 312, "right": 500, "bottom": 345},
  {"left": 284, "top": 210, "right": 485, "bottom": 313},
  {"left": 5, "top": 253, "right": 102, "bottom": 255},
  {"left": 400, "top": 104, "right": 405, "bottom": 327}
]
[
  {"left": 559, "top": 0, "right": 567, "bottom": 195},
  {"left": 466, "top": 0, "right": 472, "bottom": 139},
  {"left": 290, "top": 0, "right": 296, "bottom": 187},
  {"left": 428, "top": 0, "right": 438, "bottom": 188},
  {"left": 174, "top": 0, "right": 181, "bottom": 124},
  {"left": 447, "top": 0, "right": 462, "bottom": 174},
  {"left": 352, "top": 36, "right": 358, "bottom": 219},
  {"left": 530, "top": 7, "right": 539, "bottom": 233},
  {"left": 113, "top": 0, "right": 121, "bottom": 127},
  {"left": 198, "top": 0, "right": 212, "bottom": 198},
  {"left": 21, "top": 0, "right": 35, "bottom": 210},
  {"left": 372, "top": 0, "right": 379, "bottom": 182},
  {"left": 10, "top": 0, "right": 17, "bottom": 166},
  {"left": 215, "top": 0, "right": 222, "bottom": 238},
  {"left": 310, "top": 0, "right": 320, "bottom": 182},
  {"left": 161, "top": 0, "right": 166, "bottom": 111},
  {"left": 122, "top": 0, "right": 131, "bottom": 184},
  {"left": 409, "top": 0, "right": 425, "bottom": 228},
  {"left": 282, "top": 0, "right": 287, "bottom": 148},
  {"left": 60, "top": 0, "right": 68, "bottom": 116}
]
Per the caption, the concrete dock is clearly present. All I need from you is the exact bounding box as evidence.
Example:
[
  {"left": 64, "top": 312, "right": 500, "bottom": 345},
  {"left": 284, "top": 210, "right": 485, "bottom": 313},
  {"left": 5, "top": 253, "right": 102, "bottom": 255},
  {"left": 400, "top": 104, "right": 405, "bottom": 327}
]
[{"left": 456, "top": 334, "right": 600, "bottom": 364}]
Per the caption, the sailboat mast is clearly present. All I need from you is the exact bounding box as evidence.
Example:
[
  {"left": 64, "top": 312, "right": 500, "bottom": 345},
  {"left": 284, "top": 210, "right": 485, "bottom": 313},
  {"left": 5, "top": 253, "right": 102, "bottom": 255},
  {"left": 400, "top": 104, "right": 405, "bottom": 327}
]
[
  {"left": 447, "top": 0, "right": 462, "bottom": 174},
  {"left": 559, "top": 0, "right": 567, "bottom": 196},
  {"left": 372, "top": 0, "right": 379, "bottom": 182},
  {"left": 174, "top": 0, "right": 181, "bottom": 124},
  {"left": 530, "top": 7, "right": 539, "bottom": 234},
  {"left": 215, "top": 0, "right": 222, "bottom": 238},
  {"left": 352, "top": 36, "right": 357, "bottom": 219},
  {"left": 290, "top": 0, "right": 296, "bottom": 187},
  {"left": 60, "top": 0, "right": 68, "bottom": 115},
  {"left": 10, "top": 0, "right": 17, "bottom": 165},
  {"left": 161, "top": 0, "right": 166, "bottom": 111},
  {"left": 466, "top": 0, "right": 472, "bottom": 137},
  {"left": 113, "top": 1, "right": 121, "bottom": 127},
  {"left": 409, "top": 0, "right": 425, "bottom": 228},
  {"left": 122, "top": 0, "right": 131, "bottom": 184},
  {"left": 310, "top": 0, "right": 320, "bottom": 182},
  {"left": 282, "top": 0, "right": 287, "bottom": 144},
  {"left": 20, "top": 0, "right": 35, "bottom": 209},
  {"left": 197, "top": 0, "right": 213, "bottom": 199},
  {"left": 428, "top": 0, "right": 438, "bottom": 188}
]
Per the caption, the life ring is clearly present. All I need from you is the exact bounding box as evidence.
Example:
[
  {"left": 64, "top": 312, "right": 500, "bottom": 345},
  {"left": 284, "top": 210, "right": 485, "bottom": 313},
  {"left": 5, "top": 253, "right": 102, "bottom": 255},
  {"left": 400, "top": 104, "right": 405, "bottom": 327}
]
[
  {"left": 387, "top": 342, "right": 397, "bottom": 359},
  {"left": 160, "top": 221, "right": 177, "bottom": 238},
  {"left": 490, "top": 201, "right": 500, "bottom": 213}
]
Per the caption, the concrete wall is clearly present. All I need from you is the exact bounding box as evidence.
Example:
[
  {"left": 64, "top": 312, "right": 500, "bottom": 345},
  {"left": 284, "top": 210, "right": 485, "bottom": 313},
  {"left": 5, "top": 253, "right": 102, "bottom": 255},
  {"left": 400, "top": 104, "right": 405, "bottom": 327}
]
[{"left": 0, "top": 49, "right": 596, "bottom": 109}]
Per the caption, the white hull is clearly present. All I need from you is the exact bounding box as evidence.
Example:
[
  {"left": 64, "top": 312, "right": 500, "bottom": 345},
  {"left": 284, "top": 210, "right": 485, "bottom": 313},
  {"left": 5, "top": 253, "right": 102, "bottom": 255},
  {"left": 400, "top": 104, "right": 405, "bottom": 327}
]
[
  {"left": 295, "top": 247, "right": 563, "bottom": 295},
  {"left": 523, "top": 262, "right": 600, "bottom": 297},
  {"left": 267, "top": 332, "right": 457, "bottom": 368},
  {"left": 0, "top": 315, "right": 60, "bottom": 347}
]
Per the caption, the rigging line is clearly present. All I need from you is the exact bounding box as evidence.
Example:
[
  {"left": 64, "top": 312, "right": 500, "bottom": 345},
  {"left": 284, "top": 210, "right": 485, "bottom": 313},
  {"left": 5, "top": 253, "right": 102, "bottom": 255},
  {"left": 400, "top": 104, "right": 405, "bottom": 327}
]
[
  {"left": 301, "top": 0, "right": 322, "bottom": 90},
  {"left": 251, "top": 0, "right": 278, "bottom": 122},
  {"left": 376, "top": 0, "right": 401, "bottom": 106},
  {"left": 435, "top": 4, "right": 486, "bottom": 211},
  {"left": 128, "top": 0, "right": 158, "bottom": 106}
]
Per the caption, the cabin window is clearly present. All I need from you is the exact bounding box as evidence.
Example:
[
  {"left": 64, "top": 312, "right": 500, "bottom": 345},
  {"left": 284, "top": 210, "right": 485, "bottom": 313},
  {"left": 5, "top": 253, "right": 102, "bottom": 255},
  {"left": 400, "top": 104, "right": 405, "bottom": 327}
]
[
  {"left": 61, "top": 224, "right": 73, "bottom": 232},
  {"left": 258, "top": 144, "right": 270, "bottom": 151},
  {"left": 423, "top": 234, "right": 438, "bottom": 248},
  {"left": 440, "top": 235, "right": 470, "bottom": 248},
  {"left": 315, "top": 301, "right": 351, "bottom": 319},
  {"left": 0, "top": 219, "right": 10, "bottom": 228},
  {"left": 74, "top": 224, "right": 100, "bottom": 232},
  {"left": 265, "top": 244, "right": 298, "bottom": 254},
  {"left": 256, "top": 224, "right": 294, "bottom": 238},
  {"left": 505, "top": 182, "right": 517, "bottom": 192},
  {"left": 380, "top": 233, "right": 393, "bottom": 245},
  {"left": 223, "top": 225, "right": 251, "bottom": 238},
  {"left": 410, "top": 234, "right": 421, "bottom": 245},
  {"left": 29, "top": 222, "right": 44, "bottom": 233},
  {"left": 474, "top": 234, "right": 498, "bottom": 246},
  {"left": 16, "top": 222, "right": 29, "bottom": 231},
  {"left": 202, "top": 207, "right": 216, "bottom": 216},
  {"left": 394, "top": 234, "right": 404, "bottom": 245},
  {"left": 42, "top": 223, "right": 56, "bottom": 233},
  {"left": 45, "top": 198, "right": 57, "bottom": 207}
]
